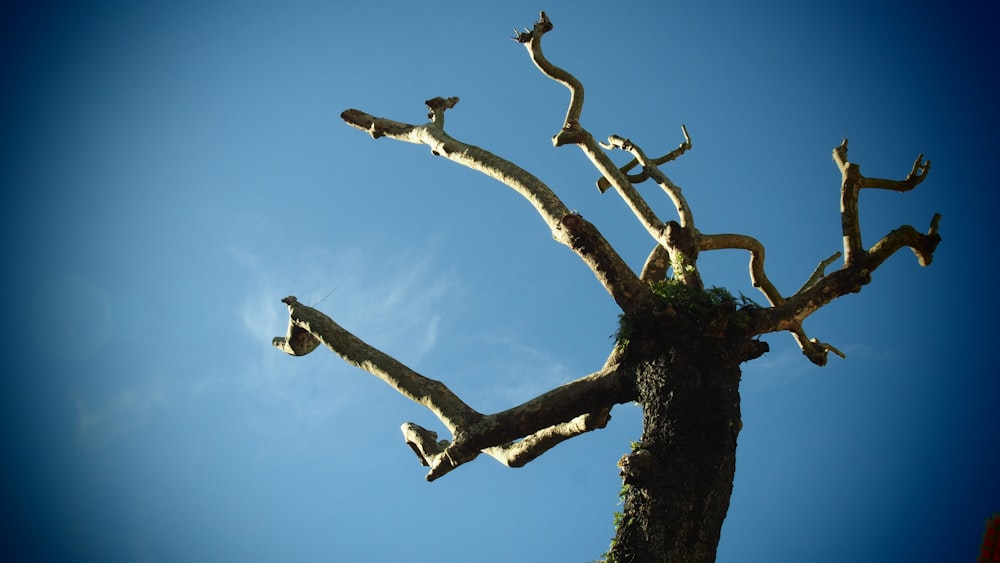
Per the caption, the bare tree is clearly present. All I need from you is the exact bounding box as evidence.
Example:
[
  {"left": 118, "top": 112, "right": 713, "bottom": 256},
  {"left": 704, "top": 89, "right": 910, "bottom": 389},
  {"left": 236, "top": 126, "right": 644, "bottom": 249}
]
[{"left": 272, "top": 12, "right": 940, "bottom": 562}]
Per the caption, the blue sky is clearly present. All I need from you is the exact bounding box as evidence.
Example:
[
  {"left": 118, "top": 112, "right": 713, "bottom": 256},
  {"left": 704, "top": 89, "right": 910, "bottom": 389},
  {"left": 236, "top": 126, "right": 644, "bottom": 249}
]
[{"left": 2, "top": 1, "right": 996, "bottom": 561}]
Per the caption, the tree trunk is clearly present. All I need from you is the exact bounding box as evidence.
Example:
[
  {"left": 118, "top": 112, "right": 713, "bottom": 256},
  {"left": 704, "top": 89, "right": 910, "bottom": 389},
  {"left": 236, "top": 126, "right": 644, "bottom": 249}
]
[{"left": 611, "top": 314, "right": 744, "bottom": 563}]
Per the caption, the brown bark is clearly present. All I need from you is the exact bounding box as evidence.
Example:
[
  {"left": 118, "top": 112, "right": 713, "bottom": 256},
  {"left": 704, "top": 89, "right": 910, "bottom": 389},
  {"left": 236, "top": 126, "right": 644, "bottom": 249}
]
[{"left": 609, "top": 303, "right": 748, "bottom": 562}]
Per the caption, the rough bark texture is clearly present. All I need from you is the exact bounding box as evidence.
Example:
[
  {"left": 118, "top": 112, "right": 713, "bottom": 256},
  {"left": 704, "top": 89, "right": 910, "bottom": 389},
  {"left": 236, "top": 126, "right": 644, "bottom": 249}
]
[
  {"left": 272, "top": 11, "right": 941, "bottom": 562},
  {"left": 612, "top": 306, "right": 747, "bottom": 562}
]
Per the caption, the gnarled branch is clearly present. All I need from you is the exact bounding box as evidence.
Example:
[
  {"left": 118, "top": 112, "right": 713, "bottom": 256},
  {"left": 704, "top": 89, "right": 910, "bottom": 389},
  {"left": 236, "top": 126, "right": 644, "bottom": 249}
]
[
  {"left": 740, "top": 142, "right": 941, "bottom": 362},
  {"left": 603, "top": 134, "right": 702, "bottom": 288},
  {"left": 518, "top": 12, "right": 710, "bottom": 291},
  {"left": 596, "top": 125, "right": 692, "bottom": 193},
  {"left": 517, "top": 12, "right": 667, "bottom": 250},
  {"left": 696, "top": 138, "right": 942, "bottom": 365},
  {"left": 834, "top": 139, "right": 933, "bottom": 267}
]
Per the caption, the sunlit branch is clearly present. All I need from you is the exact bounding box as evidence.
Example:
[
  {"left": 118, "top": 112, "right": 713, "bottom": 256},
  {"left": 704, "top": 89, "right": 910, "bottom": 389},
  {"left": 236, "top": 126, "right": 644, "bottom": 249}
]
[
  {"left": 516, "top": 12, "right": 666, "bottom": 248},
  {"left": 600, "top": 133, "right": 703, "bottom": 287},
  {"left": 834, "top": 139, "right": 933, "bottom": 267},
  {"left": 596, "top": 125, "right": 692, "bottom": 193},
  {"left": 341, "top": 101, "right": 650, "bottom": 313},
  {"left": 273, "top": 296, "right": 480, "bottom": 432},
  {"left": 483, "top": 408, "right": 612, "bottom": 468},
  {"left": 341, "top": 103, "right": 567, "bottom": 227},
  {"left": 274, "top": 296, "right": 636, "bottom": 480},
  {"left": 603, "top": 135, "right": 694, "bottom": 229}
]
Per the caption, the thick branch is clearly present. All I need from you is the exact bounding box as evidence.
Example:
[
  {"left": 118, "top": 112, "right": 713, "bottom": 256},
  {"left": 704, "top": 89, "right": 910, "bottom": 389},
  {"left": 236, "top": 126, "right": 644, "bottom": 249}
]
[
  {"left": 517, "top": 12, "right": 711, "bottom": 291},
  {"left": 412, "top": 364, "right": 631, "bottom": 481},
  {"left": 341, "top": 103, "right": 650, "bottom": 313},
  {"left": 273, "top": 296, "right": 480, "bottom": 432},
  {"left": 341, "top": 105, "right": 567, "bottom": 226},
  {"left": 515, "top": 12, "right": 581, "bottom": 140},
  {"left": 274, "top": 297, "right": 636, "bottom": 480}
]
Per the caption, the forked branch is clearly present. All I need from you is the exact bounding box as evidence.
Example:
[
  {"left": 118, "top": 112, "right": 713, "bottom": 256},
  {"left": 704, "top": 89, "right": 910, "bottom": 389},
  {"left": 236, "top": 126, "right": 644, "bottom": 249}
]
[
  {"left": 739, "top": 141, "right": 940, "bottom": 363},
  {"left": 835, "top": 139, "right": 934, "bottom": 266},
  {"left": 596, "top": 125, "right": 692, "bottom": 193},
  {"left": 518, "top": 12, "right": 705, "bottom": 288},
  {"left": 517, "top": 12, "right": 666, "bottom": 249}
]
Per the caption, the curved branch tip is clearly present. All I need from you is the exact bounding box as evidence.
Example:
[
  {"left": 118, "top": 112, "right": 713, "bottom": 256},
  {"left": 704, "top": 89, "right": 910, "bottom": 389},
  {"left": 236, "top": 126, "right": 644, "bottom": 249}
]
[{"left": 514, "top": 11, "right": 552, "bottom": 43}]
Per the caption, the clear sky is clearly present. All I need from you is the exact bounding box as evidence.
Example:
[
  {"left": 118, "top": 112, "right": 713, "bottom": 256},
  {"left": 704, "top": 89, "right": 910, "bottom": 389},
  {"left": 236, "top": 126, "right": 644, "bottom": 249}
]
[{"left": 2, "top": 1, "right": 997, "bottom": 561}]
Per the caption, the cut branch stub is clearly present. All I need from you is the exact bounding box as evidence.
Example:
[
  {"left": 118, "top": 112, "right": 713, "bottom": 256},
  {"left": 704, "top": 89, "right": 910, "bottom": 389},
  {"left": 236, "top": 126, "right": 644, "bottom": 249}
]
[
  {"left": 272, "top": 296, "right": 320, "bottom": 356},
  {"left": 401, "top": 423, "right": 449, "bottom": 467}
]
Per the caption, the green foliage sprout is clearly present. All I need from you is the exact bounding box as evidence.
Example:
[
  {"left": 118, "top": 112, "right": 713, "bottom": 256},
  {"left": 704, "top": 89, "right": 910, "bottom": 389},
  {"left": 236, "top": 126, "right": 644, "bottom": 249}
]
[{"left": 611, "top": 279, "right": 760, "bottom": 348}]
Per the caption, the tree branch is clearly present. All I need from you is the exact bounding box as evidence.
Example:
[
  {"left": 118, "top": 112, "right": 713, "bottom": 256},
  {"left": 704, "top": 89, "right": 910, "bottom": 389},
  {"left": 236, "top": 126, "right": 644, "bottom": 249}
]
[
  {"left": 596, "top": 125, "right": 692, "bottom": 193},
  {"left": 341, "top": 100, "right": 650, "bottom": 313},
  {"left": 273, "top": 295, "right": 635, "bottom": 480},
  {"left": 603, "top": 134, "right": 703, "bottom": 287},
  {"left": 516, "top": 12, "right": 667, "bottom": 250},
  {"left": 695, "top": 232, "right": 839, "bottom": 364},
  {"left": 740, "top": 141, "right": 940, "bottom": 362},
  {"left": 483, "top": 407, "right": 612, "bottom": 468},
  {"left": 602, "top": 135, "right": 694, "bottom": 229},
  {"left": 273, "top": 296, "right": 480, "bottom": 432},
  {"left": 834, "top": 139, "right": 933, "bottom": 267},
  {"left": 640, "top": 244, "right": 671, "bottom": 283},
  {"left": 516, "top": 13, "right": 711, "bottom": 292}
]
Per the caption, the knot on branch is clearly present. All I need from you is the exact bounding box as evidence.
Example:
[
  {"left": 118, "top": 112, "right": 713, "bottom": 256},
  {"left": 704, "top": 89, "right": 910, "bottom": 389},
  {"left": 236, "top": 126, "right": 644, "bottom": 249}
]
[
  {"left": 553, "top": 122, "right": 586, "bottom": 147},
  {"left": 425, "top": 96, "right": 460, "bottom": 129},
  {"left": 559, "top": 212, "right": 599, "bottom": 256},
  {"left": 914, "top": 214, "right": 943, "bottom": 266},
  {"left": 561, "top": 212, "right": 583, "bottom": 229},
  {"left": 738, "top": 339, "right": 769, "bottom": 363},
  {"left": 801, "top": 338, "right": 846, "bottom": 367},
  {"left": 618, "top": 448, "right": 660, "bottom": 487},
  {"left": 272, "top": 296, "right": 321, "bottom": 356},
  {"left": 664, "top": 221, "right": 695, "bottom": 252},
  {"left": 425, "top": 96, "right": 459, "bottom": 115}
]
